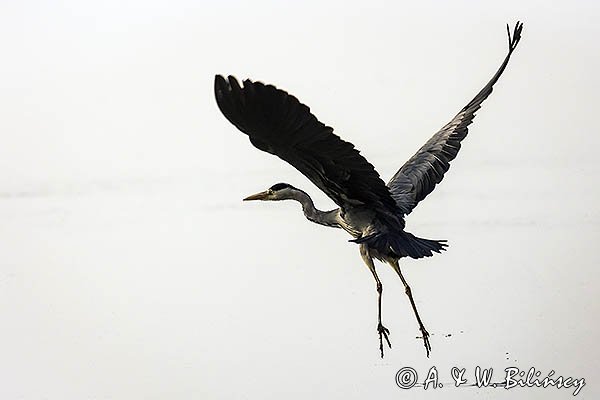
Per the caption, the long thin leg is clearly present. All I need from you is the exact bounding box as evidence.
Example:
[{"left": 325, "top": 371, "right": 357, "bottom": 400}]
[
  {"left": 390, "top": 259, "right": 432, "bottom": 357},
  {"left": 360, "top": 244, "right": 391, "bottom": 358}
]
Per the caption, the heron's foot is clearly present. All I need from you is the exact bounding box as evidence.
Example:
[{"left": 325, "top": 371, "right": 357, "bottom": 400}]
[
  {"left": 418, "top": 326, "right": 432, "bottom": 358},
  {"left": 377, "top": 322, "right": 392, "bottom": 358}
]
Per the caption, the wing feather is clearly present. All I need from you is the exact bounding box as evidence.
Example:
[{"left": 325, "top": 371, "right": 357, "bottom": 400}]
[
  {"left": 388, "top": 22, "right": 523, "bottom": 215},
  {"left": 215, "top": 75, "right": 404, "bottom": 227}
]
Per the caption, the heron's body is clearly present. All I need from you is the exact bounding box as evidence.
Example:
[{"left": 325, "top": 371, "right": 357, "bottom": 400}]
[
  {"left": 338, "top": 207, "right": 376, "bottom": 240},
  {"left": 215, "top": 22, "right": 523, "bottom": 357}
]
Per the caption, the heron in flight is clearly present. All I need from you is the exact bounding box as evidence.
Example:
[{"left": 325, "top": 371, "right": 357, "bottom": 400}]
[{"left": 214, "top": 22, "right": 523, "bottom": 358}]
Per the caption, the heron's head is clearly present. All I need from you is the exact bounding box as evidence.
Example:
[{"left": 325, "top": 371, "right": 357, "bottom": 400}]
[{"left": 243, "top": 183, "right": 298, "bottom": 202}]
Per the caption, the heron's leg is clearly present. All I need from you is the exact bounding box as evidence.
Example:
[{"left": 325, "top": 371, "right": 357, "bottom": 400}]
[
  {"left": 390, "top": 259, "right": 432, "bottom": 357},
  {"left": 359, "top": 244, "right": 391, "bottom": 358}
]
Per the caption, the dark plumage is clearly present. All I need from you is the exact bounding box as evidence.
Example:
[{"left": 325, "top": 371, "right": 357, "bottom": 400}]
[
  {"left": 214, "top": 74, "right": 403, "bottom": 227},
  {"left": 269, "top": 183, "right": 293, "bottom": 191},
  {"left": 215, "top": 22, "right": 523, "bottom": 358}
]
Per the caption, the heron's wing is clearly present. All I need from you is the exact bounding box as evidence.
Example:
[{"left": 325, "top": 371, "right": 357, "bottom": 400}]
[
  {"left": 387, "top": 22, "right": 523, "bottom": 215},
  {"left": 215, "top": 75, "right": 404, "bottom": 227}
]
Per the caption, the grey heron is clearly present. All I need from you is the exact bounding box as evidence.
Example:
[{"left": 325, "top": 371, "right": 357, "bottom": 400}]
[{"left": 214, "top": 22, "right": 523, "bottom": 358}]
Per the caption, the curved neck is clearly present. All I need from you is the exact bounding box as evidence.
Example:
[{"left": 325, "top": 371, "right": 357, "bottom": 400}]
[{"left": 289, "top": 189, "right": 339, "bottom": 228}]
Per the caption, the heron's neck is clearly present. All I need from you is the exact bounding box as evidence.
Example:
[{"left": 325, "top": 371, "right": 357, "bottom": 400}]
[{"left": 290, "top": 189, "right": 339, "bottom": 228}]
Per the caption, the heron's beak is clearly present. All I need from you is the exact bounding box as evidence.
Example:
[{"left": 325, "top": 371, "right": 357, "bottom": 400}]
[{"left": 243, "top": 190, "right": 270, "bottom": 201}]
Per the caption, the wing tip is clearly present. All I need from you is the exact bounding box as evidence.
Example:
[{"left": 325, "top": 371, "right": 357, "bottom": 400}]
[
  {"left": 214, "top": 74, "right": 246, "bottom": 95},
  {"left": 214, "top": 74, "right": 229, "bottom": 101},
  {"left": 507, "top": 21, "right": 524, "bottom": 52}
]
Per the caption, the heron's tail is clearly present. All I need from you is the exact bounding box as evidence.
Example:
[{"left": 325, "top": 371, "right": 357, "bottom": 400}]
[{"left": 351, "top": 231, "right": 447, "bottom": 259}]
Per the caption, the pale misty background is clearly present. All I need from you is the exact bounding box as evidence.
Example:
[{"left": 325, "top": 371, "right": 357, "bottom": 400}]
[{"left": 1, "top": 0, "right": 599, "bottom": 399}]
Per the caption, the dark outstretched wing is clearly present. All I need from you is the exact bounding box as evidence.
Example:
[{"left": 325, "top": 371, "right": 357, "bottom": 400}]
[
  {"left": 215, "top": 75, "right": 404, "bottom": 227},
  {"left": 387, "top": 22, "right": 523, "bottom": 215}
]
